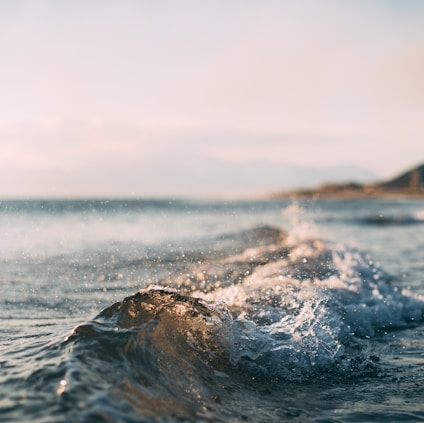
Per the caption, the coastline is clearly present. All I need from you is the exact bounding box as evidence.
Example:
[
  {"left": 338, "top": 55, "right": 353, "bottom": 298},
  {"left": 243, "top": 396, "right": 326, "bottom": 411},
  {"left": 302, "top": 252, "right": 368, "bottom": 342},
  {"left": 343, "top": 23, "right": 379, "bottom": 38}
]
[
  {"left": 270, "top": 163, "right": 424, "bottom": 200},
  {"left": 270, "top": 189, "right": 424, "bottom": 200}
]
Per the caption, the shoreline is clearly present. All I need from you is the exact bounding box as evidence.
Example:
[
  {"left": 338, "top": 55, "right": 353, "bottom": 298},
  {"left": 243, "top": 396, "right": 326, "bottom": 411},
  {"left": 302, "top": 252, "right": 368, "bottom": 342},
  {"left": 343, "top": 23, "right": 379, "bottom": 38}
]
[
  {"left": 270, "top": 189, "right": 424, "bottom": 200},
  {"left": 270, "top": 163, "right": 424, "bottom": 201}
]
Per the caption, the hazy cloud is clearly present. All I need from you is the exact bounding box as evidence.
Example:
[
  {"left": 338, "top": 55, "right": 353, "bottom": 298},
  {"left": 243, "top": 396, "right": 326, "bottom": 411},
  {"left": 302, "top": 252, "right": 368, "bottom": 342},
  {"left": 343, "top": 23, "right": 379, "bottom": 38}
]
[{"left": 1, "top": 1, "right": 424, "bottom": 196}]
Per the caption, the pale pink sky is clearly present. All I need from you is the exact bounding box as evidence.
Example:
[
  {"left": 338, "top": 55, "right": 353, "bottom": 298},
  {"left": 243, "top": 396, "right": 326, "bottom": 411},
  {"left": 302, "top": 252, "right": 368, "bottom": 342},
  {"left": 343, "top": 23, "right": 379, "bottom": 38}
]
[{"left": 1, "top": 1, "right": 424, "bottom": 197}]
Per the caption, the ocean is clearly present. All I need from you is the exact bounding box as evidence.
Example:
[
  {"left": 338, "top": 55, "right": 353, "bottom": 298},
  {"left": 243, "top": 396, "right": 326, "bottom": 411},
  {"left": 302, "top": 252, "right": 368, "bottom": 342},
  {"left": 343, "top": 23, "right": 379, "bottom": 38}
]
[{"left": 1, "top": 197, "right": 424, "bottom": 422}]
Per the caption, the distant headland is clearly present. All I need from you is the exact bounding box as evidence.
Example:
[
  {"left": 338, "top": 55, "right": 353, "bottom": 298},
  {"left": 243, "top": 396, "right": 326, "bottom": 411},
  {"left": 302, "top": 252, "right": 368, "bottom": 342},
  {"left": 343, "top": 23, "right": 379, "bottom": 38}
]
[{"left": 271, "top": 163, "right": 424, "bottom": 199}]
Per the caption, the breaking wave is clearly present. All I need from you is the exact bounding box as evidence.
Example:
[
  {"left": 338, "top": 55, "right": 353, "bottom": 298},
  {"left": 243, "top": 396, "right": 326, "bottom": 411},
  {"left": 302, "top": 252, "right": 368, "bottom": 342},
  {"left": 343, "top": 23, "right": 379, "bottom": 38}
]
[{"left": 49, "top": 225, "right": 424, "bottom": 421}]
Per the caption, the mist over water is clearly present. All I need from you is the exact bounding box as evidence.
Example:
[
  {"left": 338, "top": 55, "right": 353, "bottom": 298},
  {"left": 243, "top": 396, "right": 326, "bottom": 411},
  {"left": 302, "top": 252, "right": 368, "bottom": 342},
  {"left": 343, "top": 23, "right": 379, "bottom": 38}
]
[{"left": 1, "top": 198, "right": 424, "bottom": 422}]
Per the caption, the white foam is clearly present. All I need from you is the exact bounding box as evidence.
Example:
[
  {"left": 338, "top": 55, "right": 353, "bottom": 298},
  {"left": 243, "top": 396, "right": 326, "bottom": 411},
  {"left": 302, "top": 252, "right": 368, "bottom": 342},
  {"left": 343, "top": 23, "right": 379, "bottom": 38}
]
[
  {"left": 194, "top": 237, "right": 424, "bottom": 379},
  {"left": 281, "top": 202, "right": 320, "bottom": 245}
]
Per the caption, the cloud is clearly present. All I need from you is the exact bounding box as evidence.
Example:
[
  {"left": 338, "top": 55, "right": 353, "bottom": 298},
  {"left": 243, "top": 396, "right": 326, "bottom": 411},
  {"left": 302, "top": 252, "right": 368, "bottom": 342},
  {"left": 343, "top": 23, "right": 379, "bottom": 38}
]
[
  {"left": 0, "top": 121, "right": 150, "bottom": 170},
  {"left": 1, "top": 0, "right": 423, "bottom": 132},
  {"left": 0, "top": 146, "right": 377, "bottom": 198}
]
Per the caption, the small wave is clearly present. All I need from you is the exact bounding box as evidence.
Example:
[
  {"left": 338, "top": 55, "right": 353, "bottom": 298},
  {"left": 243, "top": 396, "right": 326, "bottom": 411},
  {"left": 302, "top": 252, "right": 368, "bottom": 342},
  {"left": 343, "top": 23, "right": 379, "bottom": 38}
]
[
  {"left": 357, "top": 213, "right": 424, "bottom": 226},
  {"left": 7, "top": 222, "right": 418, "bottom": 423},
  {"left": 51, "top": 228, "right": 424, "bottom": 421},
  {"left": 63, "top": 288, "right": 243, "bottom": 421}
]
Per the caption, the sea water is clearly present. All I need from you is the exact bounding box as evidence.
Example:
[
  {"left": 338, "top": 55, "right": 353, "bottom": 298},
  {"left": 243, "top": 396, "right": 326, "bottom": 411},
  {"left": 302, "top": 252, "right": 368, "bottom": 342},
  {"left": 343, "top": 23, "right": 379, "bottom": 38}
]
[{"left": 1, "top": 198, "right": 424, "bottom": 422}]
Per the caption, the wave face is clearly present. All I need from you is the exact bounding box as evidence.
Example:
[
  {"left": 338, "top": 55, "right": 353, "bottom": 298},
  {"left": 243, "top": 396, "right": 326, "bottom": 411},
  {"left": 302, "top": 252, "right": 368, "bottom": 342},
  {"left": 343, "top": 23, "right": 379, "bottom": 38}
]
[{"left": 51, "top": 226, "right": 424, "bottom": 422}]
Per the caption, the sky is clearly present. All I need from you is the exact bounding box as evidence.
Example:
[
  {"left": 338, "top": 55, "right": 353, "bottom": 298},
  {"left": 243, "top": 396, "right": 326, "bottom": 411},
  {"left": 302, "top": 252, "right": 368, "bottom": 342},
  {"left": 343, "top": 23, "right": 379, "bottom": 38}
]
[{"left": 1, "top": 0, "right": 424, "bottom": 197}]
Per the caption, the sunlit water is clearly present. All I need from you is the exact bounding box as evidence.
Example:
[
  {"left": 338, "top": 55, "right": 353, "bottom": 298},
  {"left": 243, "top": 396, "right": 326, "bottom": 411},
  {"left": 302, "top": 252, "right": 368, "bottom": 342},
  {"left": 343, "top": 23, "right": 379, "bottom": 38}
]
[{"left": 1, "top": 198, "right": 424, "bottom": 422}]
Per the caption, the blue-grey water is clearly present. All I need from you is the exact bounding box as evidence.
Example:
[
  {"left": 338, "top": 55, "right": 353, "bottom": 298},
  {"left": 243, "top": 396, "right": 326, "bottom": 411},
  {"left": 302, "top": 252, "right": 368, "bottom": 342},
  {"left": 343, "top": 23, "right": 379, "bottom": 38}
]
[{"left": 1, "top": 198, "right": 424, "bottom": 422}]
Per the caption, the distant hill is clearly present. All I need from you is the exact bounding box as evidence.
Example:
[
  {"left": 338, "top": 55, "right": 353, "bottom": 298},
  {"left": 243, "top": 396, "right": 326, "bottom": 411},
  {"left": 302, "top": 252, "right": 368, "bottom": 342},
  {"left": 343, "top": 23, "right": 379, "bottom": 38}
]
[
  {"left": 272, "top": 163, "right": 424, "bottom": 199},
  {"left": 377, "top": 164, "right": 424, "bottom": 192}
]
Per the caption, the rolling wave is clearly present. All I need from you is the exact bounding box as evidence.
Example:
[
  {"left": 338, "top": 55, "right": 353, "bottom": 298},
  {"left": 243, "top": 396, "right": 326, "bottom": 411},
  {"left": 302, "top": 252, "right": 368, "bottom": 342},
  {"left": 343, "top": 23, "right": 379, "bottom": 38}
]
[
  {"left": 48, "top": 225, "right": 424, "bottom": 421},
  {"left": 355, "top": 210, "right": 424, "bottom": 226}
]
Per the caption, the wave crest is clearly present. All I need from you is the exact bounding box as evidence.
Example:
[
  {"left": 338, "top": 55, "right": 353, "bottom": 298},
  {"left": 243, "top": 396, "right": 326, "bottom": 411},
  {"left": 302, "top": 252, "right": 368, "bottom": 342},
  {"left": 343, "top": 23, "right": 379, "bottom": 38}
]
[{"left": 60, "top": 226, "right": 424, "bottom": 420}]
